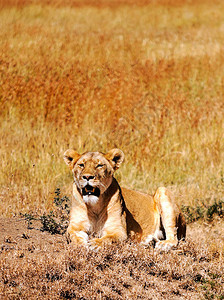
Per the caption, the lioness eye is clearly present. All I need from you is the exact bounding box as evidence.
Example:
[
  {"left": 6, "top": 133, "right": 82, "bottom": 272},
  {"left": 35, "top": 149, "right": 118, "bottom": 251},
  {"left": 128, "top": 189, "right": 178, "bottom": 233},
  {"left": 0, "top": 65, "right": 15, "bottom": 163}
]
[
  {"left": 96, "top": 164, "right": 104, "bottom": 168},
  {"left": 78, "top": 163, "right": 84, "bottom": 168}
]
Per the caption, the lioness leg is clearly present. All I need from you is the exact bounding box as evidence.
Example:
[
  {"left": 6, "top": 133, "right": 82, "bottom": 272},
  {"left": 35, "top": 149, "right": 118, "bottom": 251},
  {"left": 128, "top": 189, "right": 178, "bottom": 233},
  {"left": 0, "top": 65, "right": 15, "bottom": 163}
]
[
  {"left": 153, "top": 187, "right": 180, "bottom": 251},
  {"left": 67, "top": 206, "right": 90, "bottom": 246}
]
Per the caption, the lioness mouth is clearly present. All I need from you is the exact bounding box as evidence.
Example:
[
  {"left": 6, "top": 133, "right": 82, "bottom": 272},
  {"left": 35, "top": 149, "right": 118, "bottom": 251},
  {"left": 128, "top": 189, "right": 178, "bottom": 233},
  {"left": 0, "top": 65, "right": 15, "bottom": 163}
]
[{"left": 82, "top": 185, "right": 100, "bottom": 197}]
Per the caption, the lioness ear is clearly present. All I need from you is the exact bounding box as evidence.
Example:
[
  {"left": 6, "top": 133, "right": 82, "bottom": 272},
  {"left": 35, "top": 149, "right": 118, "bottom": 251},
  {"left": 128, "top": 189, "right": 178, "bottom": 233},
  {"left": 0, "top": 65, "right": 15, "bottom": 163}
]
[
  {"left": 63, "top": 149, "right": 81, "bottom": 170},
  {"left": 105, "top": 148, "right": 124, "bottom": 171}
]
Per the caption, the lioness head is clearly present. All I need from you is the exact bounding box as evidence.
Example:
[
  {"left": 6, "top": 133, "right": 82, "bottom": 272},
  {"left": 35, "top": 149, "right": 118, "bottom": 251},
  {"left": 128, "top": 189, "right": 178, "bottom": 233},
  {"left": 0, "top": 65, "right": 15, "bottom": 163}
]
[{"left": 64, "top": 149, "right": 124, "bottom": 204}]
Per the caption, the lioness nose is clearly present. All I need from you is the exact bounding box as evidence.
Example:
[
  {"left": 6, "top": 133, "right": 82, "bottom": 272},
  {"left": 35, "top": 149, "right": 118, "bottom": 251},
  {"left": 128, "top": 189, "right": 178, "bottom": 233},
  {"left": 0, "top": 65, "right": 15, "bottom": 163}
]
[{"left": 82, "top": 175, "right": 95, "bottom": 181}]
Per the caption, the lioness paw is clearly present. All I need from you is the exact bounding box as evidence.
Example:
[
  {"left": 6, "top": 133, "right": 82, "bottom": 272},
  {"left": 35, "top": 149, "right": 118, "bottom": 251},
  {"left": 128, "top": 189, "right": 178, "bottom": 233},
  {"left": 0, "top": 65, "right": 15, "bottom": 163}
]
[
  {"left": 68, "top": 231, "right": 89, "bottom": 246},
  {"left": 88, "top": 238, "right": 105, "bottom": 251},
  {"left": 141, "top": 235, "right": 158, "bottom": 248},
  {"left": 155, "top": 240, "right": 177, "bottom": 252}
]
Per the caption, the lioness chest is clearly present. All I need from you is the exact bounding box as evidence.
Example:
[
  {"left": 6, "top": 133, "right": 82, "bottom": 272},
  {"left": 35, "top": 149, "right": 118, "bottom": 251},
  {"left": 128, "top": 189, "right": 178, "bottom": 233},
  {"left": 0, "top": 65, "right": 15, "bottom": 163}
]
[{"left": 87, "top": 208, "right": 108, "bottom": 237}]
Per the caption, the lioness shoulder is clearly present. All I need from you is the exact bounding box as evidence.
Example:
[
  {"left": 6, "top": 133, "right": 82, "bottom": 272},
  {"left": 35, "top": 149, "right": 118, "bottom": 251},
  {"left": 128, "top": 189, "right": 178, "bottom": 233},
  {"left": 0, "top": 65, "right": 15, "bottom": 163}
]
[{"left": 63, "top": 148, "right": 186, "bottom": 251}]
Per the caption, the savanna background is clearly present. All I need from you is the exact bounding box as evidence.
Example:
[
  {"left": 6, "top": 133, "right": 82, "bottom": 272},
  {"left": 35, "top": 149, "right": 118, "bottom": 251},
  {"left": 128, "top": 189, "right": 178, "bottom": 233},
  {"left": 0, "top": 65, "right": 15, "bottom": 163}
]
[{"left": 0, "top": 0, "right": 223, "bottom": 299}]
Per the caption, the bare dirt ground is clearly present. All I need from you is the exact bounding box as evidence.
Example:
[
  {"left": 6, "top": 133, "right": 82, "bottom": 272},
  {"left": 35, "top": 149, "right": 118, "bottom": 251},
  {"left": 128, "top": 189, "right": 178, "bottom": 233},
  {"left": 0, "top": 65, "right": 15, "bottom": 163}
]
[{"left": 0, "top": 217, "right": 223, "bottom": 299}]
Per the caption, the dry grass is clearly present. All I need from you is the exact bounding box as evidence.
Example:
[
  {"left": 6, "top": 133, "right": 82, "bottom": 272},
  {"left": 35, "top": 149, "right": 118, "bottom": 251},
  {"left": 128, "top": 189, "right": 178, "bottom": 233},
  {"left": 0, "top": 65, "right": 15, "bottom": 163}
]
[
  {"left": 1, "top": 0, "right": 224, "bottom": 215},
  {"left": 0, "top": 0, "right": 224, "bottom": 298},
  {"left": 0, "top": 217, "right": 223, "bottom": 299}
]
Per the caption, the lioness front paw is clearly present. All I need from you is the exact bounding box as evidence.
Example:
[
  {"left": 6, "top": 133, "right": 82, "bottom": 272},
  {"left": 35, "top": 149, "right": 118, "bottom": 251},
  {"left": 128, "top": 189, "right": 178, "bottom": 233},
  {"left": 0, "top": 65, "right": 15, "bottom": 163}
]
[
  {"left": 68, "top": 231, "right": 89, "bottom": 246},
  {"left": 155, "top": 240, "right": 177, "bottom": 252},
  {"left": 141, "top": 235, "right": 158, "bottom": 248},
  {"left": 88, "top": 238, "right": 105, "bottom": 250}
]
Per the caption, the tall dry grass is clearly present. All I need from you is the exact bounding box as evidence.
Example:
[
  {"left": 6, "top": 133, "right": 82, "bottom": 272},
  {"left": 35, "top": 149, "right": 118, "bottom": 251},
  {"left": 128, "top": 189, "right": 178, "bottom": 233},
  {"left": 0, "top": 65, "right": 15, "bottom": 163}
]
[{"left": 0, "top": 0, "right": 224, "bottom": 216}]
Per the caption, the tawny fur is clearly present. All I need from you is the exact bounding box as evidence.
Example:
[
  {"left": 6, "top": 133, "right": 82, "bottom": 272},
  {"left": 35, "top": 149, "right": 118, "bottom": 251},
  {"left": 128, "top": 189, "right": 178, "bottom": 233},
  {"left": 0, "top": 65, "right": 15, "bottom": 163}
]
[{"left": 63, "top": 149, "right": 186, "bottom": 250}]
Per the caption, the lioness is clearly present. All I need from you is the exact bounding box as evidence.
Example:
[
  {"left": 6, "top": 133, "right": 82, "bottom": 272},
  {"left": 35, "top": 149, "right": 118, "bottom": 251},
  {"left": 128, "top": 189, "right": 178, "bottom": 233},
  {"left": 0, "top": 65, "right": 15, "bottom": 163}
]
[{"left": 64, "top": 148, "right": 186, "bottom": 250}]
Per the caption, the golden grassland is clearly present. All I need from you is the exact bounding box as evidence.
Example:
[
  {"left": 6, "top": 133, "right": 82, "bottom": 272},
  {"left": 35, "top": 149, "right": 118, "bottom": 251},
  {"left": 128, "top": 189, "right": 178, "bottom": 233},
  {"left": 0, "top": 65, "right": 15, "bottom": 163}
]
[
  {"left": 0, "top": 1, "right": 224, "bottom": 299},
  {"left": 0, "top": 0, "right": 224, "bottom": 215}
]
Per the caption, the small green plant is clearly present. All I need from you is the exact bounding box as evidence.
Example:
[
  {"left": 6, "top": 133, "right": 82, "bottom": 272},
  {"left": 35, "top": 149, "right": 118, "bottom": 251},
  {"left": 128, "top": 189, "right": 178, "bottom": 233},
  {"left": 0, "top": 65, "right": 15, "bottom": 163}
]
[
  {"left": 206, "top": 200, "right": 224, "bottom": 220},
  {"left": 20, "top": 213, "right": 38, "bottom": 229},
  {"left": 182, "top": 199, "right": 224, "bottom": 224},
  {"left": 40, "top": 211, "right": 64, "bottom": 234},
  {"left": 181, "top": 201, "right": 205, "bottom": 223},
  {"left": 53, "top": 188, "right": 70, "bottom": 219},
  {"left": 22, "top": 189, "right": 71, "bottom": 234}
]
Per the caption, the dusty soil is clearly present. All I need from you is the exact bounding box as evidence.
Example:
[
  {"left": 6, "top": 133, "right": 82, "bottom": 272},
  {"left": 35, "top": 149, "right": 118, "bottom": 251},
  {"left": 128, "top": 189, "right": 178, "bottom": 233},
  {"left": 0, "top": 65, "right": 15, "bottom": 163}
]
[
  {"left": 0, "top": 217, "right": 66, "bottom": 259},
  {"left": 0, "top": 217, "right": 223, "bottom": 299}
]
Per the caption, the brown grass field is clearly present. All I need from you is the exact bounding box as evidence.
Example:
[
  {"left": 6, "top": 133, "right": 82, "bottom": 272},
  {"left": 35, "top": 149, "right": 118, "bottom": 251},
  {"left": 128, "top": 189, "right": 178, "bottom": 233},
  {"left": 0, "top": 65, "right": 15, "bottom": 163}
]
[{"left": 0, "top": 0, "right": 224, "bottom": 298}]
